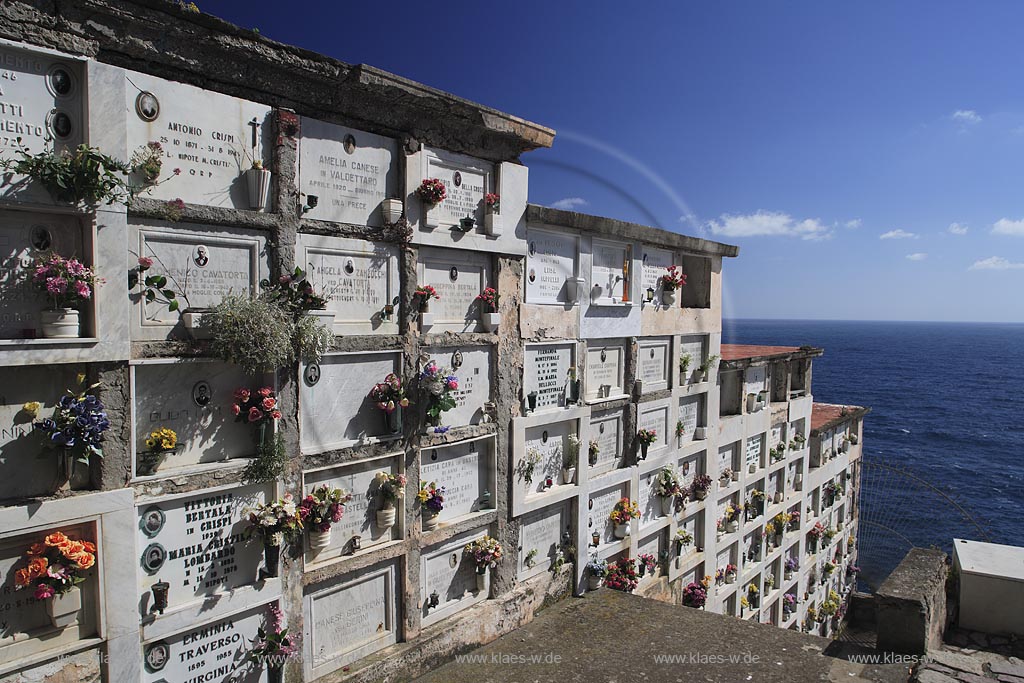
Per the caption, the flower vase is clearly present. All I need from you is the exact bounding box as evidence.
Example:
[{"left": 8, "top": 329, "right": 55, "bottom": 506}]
[
  {"left": 423, "top": 201, "right": 440, "bottom": 229},
  {"left": 785, "top": 570, "right": 793, "bottom": 581},
  {"left": 245, "top": 167, "right": 272, "bottom": 211},
  {"left": 267, "top": 664, "right": 284, "bottom": 683},
  {"left": 773, "top": 491, "right": 783, "bottom": 504},
  {"left": 695, "top": 488, "right": 708, "bottom": 501},
  {"left": 726, "top": 520, "right": 739, "bottom": 533},
  {"left": 481, "top": 312, "right": 501, "bottom": 332},
  {"left": 381, "top": 198, "right": 404, "bottom": 223},
  {"left": 526, "top": 392, "right": 537, "bottom": 412},
  {"left": 725, "top": 572, "right": 736, "bottom": 584},
  {"left": 639, "top": 442, "right": 649, "bottom": 460},
  {"left": 562, "top": 467, "right": 576, "bottom": 485},
  {"left": 476, "top": 568, "right": 488, "bottom": 594},
  {"left": 46, "top": 586, "right": 81, "bottom": 629},
  {"left": 263, "top": 533, "right": 282, "bottom": 578},
  {"left": 308, "top": 529, "right": 332, "bottom": 555},
  {"left": 587, "top": 575, "right": 602, "bottom": 591},
  {"left": 53, "top": 450, "right": 75, "bottom": 493},
  {"left": 384, "top": 407, "right": 403, "bottom": 435},
  {"left": 484, "top": 210, "right": 502, "bottom": 236},
  {"left": 661, "top": 288, "right": 676, "bottom": 307},
  {"left": 613, "top": 523, "right": 629, "bottom": 539},
  {"left": 422, "top": 511, "right": 440, "bottom": 532},
  {"left": 40, "top": 308, "right": 81, "bottom": 338},
  {"left": 566, "top": 379, "right": 581, "bottom": 403},
  {"left": 660, "top": 496, "right": 673, "bottom": 516},
  {"left": 376, "top": 506, "right": 397, "bottom": 529}
]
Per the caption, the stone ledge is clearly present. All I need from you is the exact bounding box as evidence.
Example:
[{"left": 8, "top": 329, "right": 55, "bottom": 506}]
[{"left": 877, "top": 547, "right": 949, "bottom": 655}]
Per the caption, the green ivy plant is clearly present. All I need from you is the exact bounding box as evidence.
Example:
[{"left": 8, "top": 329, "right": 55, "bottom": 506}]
[{"left": 0, "top": 141, "right": 139, "bottom": 206}]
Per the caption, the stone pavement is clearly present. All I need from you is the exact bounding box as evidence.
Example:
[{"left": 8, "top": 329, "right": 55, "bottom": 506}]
[
  {"left": 413, "top": 588, "right": 911, "bottom": 683},
  {"left": 912, "top": 628, "right": 1024, "bottom": 683}
]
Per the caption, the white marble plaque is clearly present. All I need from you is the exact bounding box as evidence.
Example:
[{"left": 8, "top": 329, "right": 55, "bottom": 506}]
[
  {"left": 135, "top": 222, "right": 265, "bottom": 330},
  {"left": 0, "top": 46, "right": 83, "bottom": 158},
  {"left": 524, "top": 343, "right": 574, "bottom": 410},
  {"left": 746, "top": 434, "right": 763, "bottom": 469},
  {"left": 142, "top": 604, "right": 267, "bottom": 683},
  {"left": 591, "top": 239, "right": 629, "bottom": 303},
  {"left": 518, "top": 503, "right": 570, "bottom": 575},
  {"left": 641, "top": 247, "right": 674, "bottom": 293},
  {"left": 716, "top": 546, "right": 733, "bottom": 571},
  {"left": 718, "top": 443, "right": 736, "bottom": 471},
  {"left": 299, "top": 118, "right": 398, "bottom": 226},
  {"left": 426, "top": 347, "right": 491, "bottom": 427},
  {"left": 588, "top": 484, "right": 628, "bottom": 544},
  {"left": 638, "top": 404, "right": 668, "bottom": 452},
  {"left": 589, "top": 409, "right": 622, "bottom": 469},
  {"left": 304, "top": 457, "right": 401, "bottom": 561},
  {"left": 677, "top": 451, "right": 703, "bottom": 490},
  {"left": 418, "top": 249, "right": 490, "bottom": 330},
  {"left": 307, "top": 564, "right": 397, "bottom": 675},
  {"left": 525, "top": 228, "right": 577, "bottom": 304},
  {"left": 770, "top": 424, "right": 784, "bottom": 448},
  {"left": 299, "top": 351, "right": 402, "bottom": 453},
  {"left": 0, "top": 364, "right": 86, "bottom": 500},
  {"left": 299, "top": 234, "right": 399, "bottom": 335},
  {"left": 677, "top": 396, "right": 701, "bottom": 444},
  {"left": 585, "top": 340, "right": 625, "bottom": 400},
  {"left": 637, "top": 531, "right": 662, "bottom": 561},
  {"left": 421, "top": 439, "right": 492, "bottom": 519},
  {"left": 523, "top": 422, "right": 573, "bottom": 495},
  {"left": 0, "top": 211, "right": 83, "bottom": 338},
  {"left": 422, "top": 150, "right": 492, "bottom": 227},
  {"left": 136, "top": 484, "right": 269, "bottom": 614},
  {"left": 421, "top": 532, "right": 487, "bottom": 625},
  {"left": 678, "top": 335, "right": 705, "bottom": 379},
  {"left": 0, "top": 523, "right": 98, "bottom": 662},
  {"left": 639, "top": 337, "right": 670, "bottom": 392},
  {"left": 125, "top": 69, "right": 273, "bottom": 210},
  {"left": 744, "top": 366, "right": 767, "bottom": 398},
  {"left": 132, "top": 360, "right": 254, "bottom": 474},
  {"left": 638, "top": 469, "right": 660, "bottom": 525}
]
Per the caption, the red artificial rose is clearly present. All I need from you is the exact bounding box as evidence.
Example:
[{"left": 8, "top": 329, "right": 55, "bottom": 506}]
[{"left": 248, "top": 407, "right": 263, "bottom": 423}]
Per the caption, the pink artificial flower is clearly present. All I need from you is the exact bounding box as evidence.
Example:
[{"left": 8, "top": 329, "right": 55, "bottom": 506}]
[
  {"left": 261, "top": 397, "right": 276, "bottom": 411},
  {"left": 270, "top": 410, "right": 282, "bottom": 420},
  {"left": 33, "top": 584, "right": 54, "bottom": 600},
  {"left": 399, "top": 398, "right": 410, "bottom": 408},
  {"left": 138, "top": 256, "right": 154, "bottom": 270},
  {"left": 33, "top": 265, "right": 49, "bottom": 282},
  {"left": 257, "top": 387, "right": 273, "bottom": 397},
  {"left": 74, "top": 281, "right": 91, "bottom": 299},
  {"left": 232, "top": 404, "right": 241, "bottom": 416},
  {"left": 247, "top": 407, "right": 263, "bottom": 423},
  {"left": 446, "top": 379, "right": 459, "bottom": 390},
  {"left": 233, "top": 388, "right": 250, "bottom": 402},
  {"left": 278, "top": 274, "right": 292, "bottom": 284},
  {"left": 173, "top": 168, "right": 182, "bottom": 175}
]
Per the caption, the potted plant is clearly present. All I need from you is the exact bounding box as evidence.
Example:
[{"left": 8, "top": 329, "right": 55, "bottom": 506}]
[
  {"left": 785, "top": 556, "right": 799, "bottom": 581},
  {"left": 696, "top": 354, "right": 719, "bottom": 382},
  {"left": 604, "top": 558, "right": 639, "bottom": 593},
  {"left": 783, "top": 593, "right": 797, "bottom": 617},
  {"left": 475, "top": 286, "right": 500, "bottom": 332},
  {"left": 419, "top": 361, "right": 458, "bottom": 430},
  {"left": 724, "top": 504, "right": 741, "bottom": 533},
  {"left": 586, "top": 557, "right": 607, "bottom": 590},
  {"left": 653, "top": 467, "right": 682, "bottom": 515},
  {"left": 747, "top": 583, "right": 760, "bottom": 609},
  {"left": 13, "top": 531, "right": 95, "bottom": 628},
  {"left": 298, "top": 485, "right": 352, "bottom": 555},
  {"left": 609, "top": 497, "right": 640, "bottom": 539},
  {"left": 27, "top": 254, "right": 100, "bottom": 338},
  {"left": 31, "top": 377, "right": 110, "bottom": 492},
  {"left": 246, "top": 605, "right": 298, "bottom": 683},
  {"left": 414, "top": 284, "right": 440, "bottom": 327},
  {"left": 417, "top": 481, "right": 445, "bottom": 531},
  {"left": 242, "top": 494, "right": 302, "bottom": 578},
  {"left": 690, "top": 474, "right": 712, "bottom": 501},
  {"left": 637, "top": 552, "right": 657, "bottom": 578},
  {"left": 724, "top": 563, "right": 738, "bottom": 584},
  {"left": 416, "top": 178, "right": 447, "bottom": 228},
  {"left": 659, "top": 264, "right": 686, "bottom": 306},
  {"left": 373, "top": 472, "right": 406, "bottom": 529},
  {"left": 749, "top": 489, "right": 766, "bottom": 516},
  {"left": 675, "top": 529, "right": 694, "bottom": 557},
  {"left": 807, "top": 522, "right": 825, "bottom": 553},
  {"left": 137, "top": 426, "right": 181, "bottom": 476},
  {"left": 368, "top": 373, "right": 410, "bottom": 435},
  {"left": 563, "top": 435, "right": 580, "bottom": 484},
  {"left": 244, "top": 153, "right": 272, "bottom": 210},
  {"left": 483, "top": 192, "right": 502, "bottom": 236},
  {"left": 261, "top": 266, "right": 332, "bottom": 327},
  {"left": 231, "top": 387, "right": 287, "bottom": 484},
  {"left": 636, "top": 428, "right": 657, "bottom": 460},
  {"left": 465, "top": 535, "right": 503, "bottom": 594},
  {"left": 588, "top": 439, "right": 600, "bottom": 465},
  {"left": 675, "top": 419, "right": 686, "bottom": 446},
  {"left": 520, "top": 448, "right": 543, "bottom": 487},
  {"left": 381, "top": 197, "right": 404, "bottom": 223},
  {"left": 0, "top": 141, "right": 140, "bottom": 207},
  {"left": 788, "top": 510, "right": 802, "bottom": 532},
  {"left": 719, "top": 468, "right": 733, "bottom": 487}
]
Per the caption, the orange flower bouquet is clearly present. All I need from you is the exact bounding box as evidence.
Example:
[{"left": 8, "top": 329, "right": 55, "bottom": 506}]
[{"left": 14, "top": 531, "right": 95, "bottom": 600}]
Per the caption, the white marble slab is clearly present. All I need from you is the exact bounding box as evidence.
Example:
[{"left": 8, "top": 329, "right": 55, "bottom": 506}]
[
  {"left": 132, "top": 360, "right": 255, "bottom": 475},
  {"left": 299, "top": 351, "right": 402, "bottom": 453},
  {"left": 417, "top": 247, "right": 491, "bottom": 332},
  {"left": 420, "top": 530, "right": 488, "bottom": 626},
  {"left": 638, "top": 403, "right": 669, "bottom": 453},
  {"left": 124, "top": 69, "right": 273, "bottom": 210},
  {"left": 677, "top": 395, "right": 702, "bottom": 445},
  {"left": 135, "top": 484, "right": 271, "bottom": 616},
  {"left": 421, "top": 438, "right": 493, "bottom": 520},
  {"left": 518, "top": 502, "right": 570, "bottom": 577},
  {"left": 298, "top": 118, "right": 398, "bottom": 226},
  {"left": 525, "top": 228, "right": 578, "bottom": 304},
  {"left": 641, "top": 246, "right": 676, "bottom": 305},
  {"left": 591, "top": 239, "right": 629, "bottom": 303},
  {"left": 718, "top": 443, "right": 736, "bottom": 471},
  {"left": 523, "top": 422, "right": 573, "bottom": 495},
  {"left": 589, "top": 409, "right": 622, "bottom": 470},
  {"left": 524, "top": 343, "right": 574, "bottom": 411},
  {"left": 745, "top": 434, "right": 763, "bottom": 469},
  {"left": 639, "top": 336, "right": 671, "bottom": 392},
  {"left": 585, "top": 339, "right": 625, "bottom": 400},
  {"left": 426, "top": 346, "right": 491, "bottom": 427},
  {"left": 305, "top": 562, "right": 397, "bottom": 677},
  {"left": 588, "top": 483, "right": 628, "bottom": 545},
  {"left": 420, "top": 149, "right": 492, "bottom": 229}
]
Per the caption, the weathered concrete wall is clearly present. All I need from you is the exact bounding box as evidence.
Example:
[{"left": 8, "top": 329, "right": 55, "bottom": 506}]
[{"left": 876, "top": 548, "right": 948, "bottom": 654}]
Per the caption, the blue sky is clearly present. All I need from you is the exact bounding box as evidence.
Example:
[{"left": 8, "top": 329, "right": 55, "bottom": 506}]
[{"left": 208, "top": 1, "right": 1024, "bottom": 322}]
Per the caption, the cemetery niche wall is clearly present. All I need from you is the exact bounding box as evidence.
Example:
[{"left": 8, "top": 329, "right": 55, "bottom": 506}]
[{"left": 0, "top": 8, "right": 739, "bottom": 683}]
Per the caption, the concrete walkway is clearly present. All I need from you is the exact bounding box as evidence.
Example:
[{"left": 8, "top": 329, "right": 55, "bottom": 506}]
[{"left": 413, "top": 589, "right": 910, "bottom": 683}]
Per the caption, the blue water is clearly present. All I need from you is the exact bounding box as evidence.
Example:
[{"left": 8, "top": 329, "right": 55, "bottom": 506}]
[{"left": 723, "top": 319, "right": 1024, "bottom": 589}]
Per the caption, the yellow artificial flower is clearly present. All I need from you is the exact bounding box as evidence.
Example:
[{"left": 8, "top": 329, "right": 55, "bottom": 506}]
[{"left": 22, "top": 401, "right": 41, "bottom": 417}]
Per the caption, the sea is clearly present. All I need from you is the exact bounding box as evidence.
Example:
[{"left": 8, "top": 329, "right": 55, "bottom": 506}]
[{"left": 722, "top": 319, "right": 1024, "bottom": 590}]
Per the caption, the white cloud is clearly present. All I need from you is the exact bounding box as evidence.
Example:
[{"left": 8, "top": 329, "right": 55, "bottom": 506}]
[
  {"left": 992, "top": 218, "right": 1024, "bottom": 236},
  {"left": 970, "top": 256, "right": 1024, "bottom": 270},
  {"left": 705, "top": 211, "right": 831, "bottom": 241},
  {"left": 952, "top": 109, "right": 982, "bottom": 125},
  {"left": 906, "top": 253, "right": 928, "bottom": 261},
  {"left": 844, "top": 219, "right": 862, "bottom": 229},
  {"left": 549, "top": 197, "right": 588, "bottom": 211},
  {"left": 880, "top": 229, "right": 918, "bottom": 240},
  {"left": 947, "top": 222, "right": 969, "bottom": 235}
]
